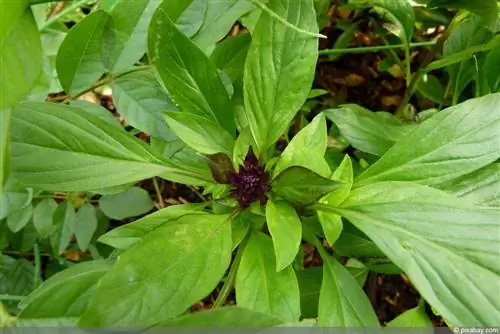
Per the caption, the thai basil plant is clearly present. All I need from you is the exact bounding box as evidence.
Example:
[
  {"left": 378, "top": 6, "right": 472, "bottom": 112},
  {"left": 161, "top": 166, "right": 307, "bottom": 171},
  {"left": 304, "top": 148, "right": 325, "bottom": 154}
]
[{"left": 1, "top": 0, "right": 499, "bottom": 329}]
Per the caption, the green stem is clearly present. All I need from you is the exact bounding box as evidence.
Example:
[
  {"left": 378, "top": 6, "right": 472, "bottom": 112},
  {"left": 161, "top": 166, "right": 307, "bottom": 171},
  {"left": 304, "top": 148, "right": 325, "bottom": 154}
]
[
  {"left": 40, "top": 0, "right": 90, "bottom": 31},
  {"left": 249, "top": 0, "right": 327, "bottom": 39},
  {"left": 318, "top": 41, "right": 436, "bottom": 56},
  {"left": 152, "top": 177, "right": 164, "bottom": 208},
  {"left": 33, "top": 243, "right": 42, "bottom": 288},
  {"left": 0, "top": 295, "right": 25, "bottom": 302},
  {"left": 63, "top": 65, "right": 151, "bottom": 102},
  {"left": 212, "top": 233, "right": 249, "bottom": 308}
]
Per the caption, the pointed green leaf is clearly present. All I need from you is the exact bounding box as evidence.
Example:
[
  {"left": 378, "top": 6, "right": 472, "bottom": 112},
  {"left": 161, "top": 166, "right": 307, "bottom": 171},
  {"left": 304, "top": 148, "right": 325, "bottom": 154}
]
[
  {"left": 148, "top": 6, "right": 235, "bottom": 135},
  {"left": 326, "top": 105, "right": 415, "bottom": 156},
  {"left": 33, "top": 198, "right": 57, "bottom": 238},
  {"left": 272, "top": 166, "right": 342, "bottom": 206},
  {"left": 210, "top": 33, "right": 252, "bottom": 82},
  {"left": 296, "top": 267, "right": 322, "bottom": 318},
  {"left": 56, "top": 11, "right": 110, "bottom": 96},
  {"left": 74, "top": 204, "right": 98, "bottom": 252},
  {"left": 0, "top": 179, "right": 32, "bottom": 220},
  {"left": 79, "top": 214, "right": 232, "bottom": 326},
  {"left": 11, "top": 102, "right": 209, "bottom": 191},
  {"left": 355, "top": 94, "right": 500, "bottom": 187},
  {"left": 19, "top": 260, "right": 111, "bottom": 319},
  {"left": 332, "top": 181, "right": 500, "bottom": 326},
  {"left": 266, "top": 199, "right": 302, "bottom": 271},
  {"left": 243, "top": 0, "right": 319, "bottom": 152},
  {"left": 0, "top": 256, "right": 34, "bottom": 312},
  {"left": 98, "top": 187, "right": 154, "bottom": 220},
  {"left": 273, "top": 113, "right": 330, "bottom": 178},
  {"left": 387, "top": 300, "right": 433, "bottom": 327},
  {"left": 235, "top": 232, "right": 300, "bottom": 322},
  {"left": 7, "top": 204, "right": 33, "bottom": 233},
  {"left": 51, "top": 201, "right": 76, "bottom": 255},
  {"left": 428, "top": 0, "right": 498, "bottom": 30},
  {"left": 318, "top": 255, "right": 379, "bottom": 326}
]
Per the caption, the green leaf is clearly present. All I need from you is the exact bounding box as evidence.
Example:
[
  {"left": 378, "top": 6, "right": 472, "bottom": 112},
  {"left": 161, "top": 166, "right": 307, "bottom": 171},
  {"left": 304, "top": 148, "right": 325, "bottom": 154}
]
[
  {"left": 436, "top": 163, "right": 500, "bottom": 206},
  {"left": 19, "top": 260, "right": 111, "bottom": 318},
  {"left": 56, "top": 11, "right": 110, "bottom": 96},
  {"left": 354, "top": 94, "right": 500, "bottom": 187},
  {"left": 266, "top": 199, "right": 302, "bottom": 271},
  {"left": 235, "top": 231, "right": 300, "bottom": 323},
  {"left": 334, "top": 222, "right": 385, "bottom": 258},
  {"left": 296, "top": 267, "right": 322, "bottom": 318},
  {"left": 50, "top": 201, "right": 76, "bottom": 255},
  {"left": 74, "top": 204, "right": 98, "bottom": 252},
  {"left": 387, "top": 300, "right": 433, "bottom": 327},
  {"left": 0, "top": 179, "right": 32, "bottom": 220},
  {"left": 416, "top": 73, "right": 447, "bottom": 104},
  {"left": 98, "top": 187, "right": 154, "bottom": 220},
  {"left": 98, "top": 203, "right": 205, "bottom": 250},
  {"left": 148, "top": 6, "right": 236, "bottom": 136},
  {"left": 16, "top": 317, "right": 77, "bottom": 327},
  {"left": 79, "top": 214, "right": 232, "bottom": 326},
  {"left": 174, "top": 0, "right": 206, "bottom": 37},
  {"left": 318, "top": 155, "right": 353, "bottom": 246},
  {"left": 0, "top": 1, "right": 43, "bottom": 109},
  {"left": 210, "top": 33, "right": 252, "bottom": 82},
  {"left": 424, "top": 34, "right": 500, "bottom": 73},
  {"left": 11, "top": 102, "right": 208, "bottom": 191},
  {"left": 164, "top": 111, "right": 235, "bottom": 156},
  {"left": 69, "top": 100, "right": 121, "bottom": 127},
  {"left": 330, "top": 181, "right": 500, "bottom": 326},
  {"left": 326, "top": 104, "right": 415, "bottom": 156},
  {"left": 442, "top": 15, "right": 492, "bottom": 101},
  {"left": 190, "top": 0, "right": 256, "bottom": 54},
  {"left": 113, "top": 70, "right": 177, "bottom": 141},
  {"left": 272, "top": 166, "right": 342, "bottom": 206},
  {"left": 427, "top": 0, "right": 498, "bottom": 30},
  {"left": 7, "top": 204, "right": 33, "bottom": 233},
  {"left": 0, "top": 109, "right": 12, "bottom": 194},
  {"left": 243, "top": 0, "right": 319, "bottom": 153},
  {"left": 273, "top": 113, "right": 330, "bottom": 178},
  {"left": 156, "top": 306, "right": 283, "bottom": 327},
  {"left": 318, "top": 255, "right": 379, "bottom": 326},
  {"left": 0, "top": 256, "right": 35, "bottom": 312},
  {"left": 33, "top": 199, "right": 57, "bottom": 239},
  {"left": 483, "top": 45, "right": 500, "bottom": 92},
  {"left": 102, "top": 0, "right": 161, "bottom": 73}
]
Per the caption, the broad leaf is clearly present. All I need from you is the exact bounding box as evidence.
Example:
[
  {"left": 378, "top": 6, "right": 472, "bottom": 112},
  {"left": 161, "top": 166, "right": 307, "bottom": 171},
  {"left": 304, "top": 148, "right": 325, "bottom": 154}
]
[
  {"left": 69, "top": 101, "right": 121, "bottom": 127},
  {"left": 328, "top": 182, "right": 500, "bottom": 326},
  {"left": 7, "top": 204, "right": 33, "bottom": 233},
  {"left": 74, "top": 203, "right": 98, "bottom": 252},
  {"left": 266, "top": 199, "right": 302, "bottom": 271},
  {"left": 79, "top": 214, "right": 232, "bottom": 326},
  {"left": 210, "top": 33, "right": 252, "bottom": 82},
  {"left": 386, "top": 300, "right": 433, "bottom": 327},
  {"left": 243, "top": 0, "right": 319, "bottom": 153},
  {"left": 33, "top": 198, "right": 57, "bottom": 238},
  {"left": 51, "top": 201, "right": 76, "bottom": 255},
  {"left": 296, "top": 267, "right": 322, "bottom": 318},
  {"left": 98, "top": 187, "right": 154, "bottom": 220},
  {"left": 436, "top": 163, "right": 499, "bottom": 206},
  {"left": 98, "top": 203, "right": 206, "bottom": 250},
  {"left": 273, "top": 113, "right": 330, "bottom": 178},
  {"left": 416, "top": 73, "right": 447, "bottom": 104},
  {"left": 483, "top": 45, "right": 500, "bottom": 92},
  {"left": 19, "top": 260, "right": 111, "bottom": 318},
  {"left": 236, "top": 232, "right": 300, "bottom": 322},
  {"left": 148, "top": 6, "right": 235, "bottom": 135},
  {"left": 102, "top": 0, "right": 161, "bottom": 72},
  {"left": 112, "top": 70, "right": 177, "bottom": 141},
  {"left": 354, "top": 94, "right": 500, "bottom": 187},
  {"left": 11, "top": 102, "right": 209, "bottom": 191},
  {"left": 0, "top": 0, "right": 43, "bottom": 109},
  {"left": 318, "top": 255, "right": 379, "bottom": 326},
  {"left": 428, "top": 0, "right": 498, "bottom": 30},
  {"left": 56, "top": 11, "right": 110, "bottom": 96},
  {"left": 164, "top": 111, "right": 235, "bottom": 156},
  {"left": 156, "top": 307, "right": 283, "bottom": 327},
  {"left": 326, "top": 104, "right": 415, "bottom": 156},
  {"left": 0, "top": 256, "right": 34, "bottom": 312},
  {"left": 272, "top": 166, "right": 342, "bottom": 206},
  {"left": 0, "top": 179, "right": 32, "bottom": 220},
  {"left": 318, "top": 155, "right": 353, "bottom": 246}
]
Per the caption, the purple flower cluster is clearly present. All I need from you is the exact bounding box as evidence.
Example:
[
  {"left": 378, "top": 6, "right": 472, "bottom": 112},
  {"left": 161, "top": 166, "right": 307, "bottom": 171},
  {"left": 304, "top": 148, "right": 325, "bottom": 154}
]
[{"left": 227, "top": 148, "right": 271, "bottom": 208}]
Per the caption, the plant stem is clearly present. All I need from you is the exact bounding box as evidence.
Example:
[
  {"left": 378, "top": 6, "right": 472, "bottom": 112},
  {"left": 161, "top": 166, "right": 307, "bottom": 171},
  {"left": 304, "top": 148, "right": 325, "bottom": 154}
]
[
  {"left": 33, "top": 243, "right": 42, "bottom": 288},
  {"left": 318, "top": 41, "right": 436, "bottom": 56},
  {"left": 212, "top": 233, "right": 249, "bottom": 308},
  {"left": 152, "top": 177, "right": 164, "bottom": 208},
  {"left": 0, "top": 295, "right": 25, "bottom": 302},
  {"left": 249, "top": 0, "right": 327, "bottom": 39},
  {"left": 62, "top": 65, "right": 151, "bottom": 102},
  {"left": 40, "top": 0, "right": 90, "bottom": 31}
]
